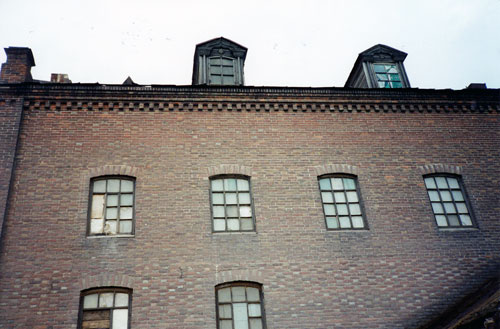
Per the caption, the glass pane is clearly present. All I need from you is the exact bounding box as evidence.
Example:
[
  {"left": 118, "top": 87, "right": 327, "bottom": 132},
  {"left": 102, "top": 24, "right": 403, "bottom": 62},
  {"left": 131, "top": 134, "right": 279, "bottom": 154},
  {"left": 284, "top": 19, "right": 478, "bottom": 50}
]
[
  {"left": 120, "top": 180, "right": 133, "bottom": 192},
  {"left": 120, "top": 207, "right": 133, "bottom": 220},
  {"left": 447, "top": 177, "right": 459, "bottom": 189},
  {"left": 105, "top": 220, "right": 117, "bottom": 234},
  {"left": 106, "top": 208, "right": 117, "bottom": 219},
  {"left": 233, "top": 303, "right": 249, "bottom": 329},
  {"left": 250, "top": 319, "right": 263, "bottom": 329},
  {"left": 83, "top": 294, "right": 98, "bottom": 309},
  {"left": 435, "top": 215, "right": 448, "bottom": 227},
  {"left": 460, "top": 215, "right": 472, "bottom": 226},
  {"left": 376, "top": 73, "right": 388, "bottom": 81},
  {"left": 211, "top": 66, "right": 222, "bottom": 74},
  {"left": 439, "top": 191, "right": 452, "bottom": 202},
  {"left": 218, "top": 288, "right": 231, "bottom": 303},
  {"left": 90, "top": 219, "right": 104, "bottom": 234},
  {"left": 226, "top": 206, "right": 238, "bottom": 217},
  {"left": 389, "top": 74, "right": 401, "bottom": 81},
  {"left": 392, "top": 81, "right": 403, "bottom": 88},
  {"left": 240, "top": 218, "right": 253, "bottom": 230},
  {"left": 227, "top": 219, "right": 240, "bottom": 231},
  {"left": 232, "top": 287, "right": 246, "bottom": 302},
  {"left": 112, "top": 309, "right": 128, "bottom": 329},
  {"left": 456, "top": 203, "right": 468, "bottom": 213},
  {"left": 428, "top": 191, "right": 440, "bottom": 202},
  {"left": 213, "top": 206, "right": 225, "bottom": 218},
  {"left": 352, "top": 216, "right": 364, "bottom": 228},
  {"left": 431, "top": 203, "right": 444, "bottom": 214},
  {"left": 373, "top": 64, "right": 385, "bottom": 72},
  {"left": 91, "top": 195, "right": 105, "bottom": 219},
  {"left": 349, "top": 204, "right": 361, "bottom": 215},
  {"left": 378, "top": 81, "right": 386, "bottom": 88},
  {"left": 319, "top": 178, "right": 331, "bottom": 190},
  {"left": 214, "top": 219, "right": 226, "bottom": 231},
  {"left": 224, "top": 179, "right": 237, "bottom": 191},
  {"left": 346, "top": 191, "right": 358, "bottom": 203},
  {"left": 321, "top": 192, "right": 333, "bottom": 203},
  {"left": 337, "top": 204, "right": 348, "bottom": 215},
  {"left": 324, "top": 204, "right": 335, "bottom": 216},
  {"left": 119, "top": 220, "right": 132, "bottom": 234},
  {"left": 326, "top": 217, "right": 339, "bottom": 229},
  {"left": 386, "top": 65, "right": 398, "bottom": 73},
  {"left": 239, "top": 193, "right": 251, "bottom": 204},
  {"left": 115, "top": 293, "right": 129, "bottom": 307},
  {"left": 222, "top": 58, "right": 233, "bottom": 65},
  {"left": 343, "top": 178, "right": 356, "bottom": 190},
  {"left": 436, "top": 177, "right": 448, "bottom": 189},
  {"left": 237, "top": 179, "right": 249, "bottom": 191},
  {"left": 448, "top": 215, "right": 460, "bottom": 226},
  {"left": 444, "top": 203, "right": 456, "bottom": 214},
  {"left": 210, "top": 57, "right": 221, "bottom": 65},
  {"left": 452, "top": 190, "right": 464, "bottom": 201},
  {"left": 424, "top": 177, "right": 436, "bottom": 189},
  {"left": 220, "top": 320, "right": 232, "bottom": 329},
  {"left": 219, "top": 304, "right": 232, "bottom": 319},
  {"left": 334, "top": 192, "right": 346, "bottom": 203},
  {"left": 222, "top": 66, "right": 234, "bottom": 75},
  {"left": 99, "top": 293, "right": 114, "bottom": 308},
  {"left": 93, "top": 180, "right": 106, "bottom": 193},
  {"left": 332, "top": 178, "right": 343, "bottom": 190},
  {"left": 339, "top": 217, "right": 351, "bottom": 228},
  {"left": 225, "top": 193, "right": 237, "bottom": 204},
  {"left": 212, "top": 179, "right": 223, "bottom": 191},
  {"left": 212, "top": 193, "right": 224, "bottom": 205},
  {"left": 107, "top": 179, "right": 120, "bottom": 192},
  {"left": 246, "top": 288, "right": 260, "bottom": 302},
  {"left": 222, "top": 76, "right": 235, "bottom": 85},
  {"left": 211, "top": 75, "right": 222, "bottom": 84},
  {"left": 248, "top": 304, "right": 261, "bottom": 317},
  {"left": 240, "top": 206, "right": 252, "bottom": 217},
  {"left": 120, "top": 194, "right": 133, "bottom": 206}
]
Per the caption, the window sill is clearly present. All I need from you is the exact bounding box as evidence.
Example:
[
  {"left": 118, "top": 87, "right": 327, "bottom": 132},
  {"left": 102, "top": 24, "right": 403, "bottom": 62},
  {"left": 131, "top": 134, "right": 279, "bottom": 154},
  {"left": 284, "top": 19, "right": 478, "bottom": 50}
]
[
  {"left": 212, "top": 231, "right": 257, "bottom": 235},
  {"left": 437, "top": 227, "right": 479, "bottom": 232},
  {"left": 87, "top": 234, "right": 135, "bottom": 239}
]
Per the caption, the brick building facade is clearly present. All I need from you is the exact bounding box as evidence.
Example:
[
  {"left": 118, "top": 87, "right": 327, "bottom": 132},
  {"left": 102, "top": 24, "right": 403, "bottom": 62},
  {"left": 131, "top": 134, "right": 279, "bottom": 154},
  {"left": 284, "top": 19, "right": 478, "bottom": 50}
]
[{"left": 0, "top": 40, "right": 499, "bottom": 328}]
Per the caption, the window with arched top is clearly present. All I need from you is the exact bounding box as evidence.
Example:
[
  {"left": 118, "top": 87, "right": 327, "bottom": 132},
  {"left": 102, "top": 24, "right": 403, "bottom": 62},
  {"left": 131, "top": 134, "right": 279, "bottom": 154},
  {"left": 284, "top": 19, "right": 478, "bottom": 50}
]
[
  {"left": 78, "top": 288, "right": 132, "bottom": 329},
  {"left": 318, "top": 174, "right": 367, "bottom": 230},
  {"left": 216, "top": 282, "right": 266, "bottom": 329},
  {"left": 88, "top": 176, "right": 135, "bottom": 236}
]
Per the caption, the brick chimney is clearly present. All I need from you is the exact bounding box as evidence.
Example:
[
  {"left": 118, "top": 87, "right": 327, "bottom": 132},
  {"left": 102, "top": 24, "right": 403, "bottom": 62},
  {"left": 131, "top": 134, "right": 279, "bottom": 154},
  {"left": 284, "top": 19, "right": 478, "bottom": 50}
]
[{"left": 0, "top": 47, "right": 35, "bottom": 83}]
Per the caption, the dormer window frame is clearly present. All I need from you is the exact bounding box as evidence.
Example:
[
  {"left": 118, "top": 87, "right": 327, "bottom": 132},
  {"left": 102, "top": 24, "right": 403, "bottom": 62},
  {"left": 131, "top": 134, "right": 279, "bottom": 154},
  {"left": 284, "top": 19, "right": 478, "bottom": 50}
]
[{"left": 371, "top": 62, "right": 404, "bottom": 88}]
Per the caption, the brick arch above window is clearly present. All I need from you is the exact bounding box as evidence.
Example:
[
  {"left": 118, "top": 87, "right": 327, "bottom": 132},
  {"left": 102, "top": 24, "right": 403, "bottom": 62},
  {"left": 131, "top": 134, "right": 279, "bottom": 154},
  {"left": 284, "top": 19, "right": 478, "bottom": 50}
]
[
  {"left": 418, "top": 164, "right": 463, "bottom": 175},
  {"left": 88, "top": 165, "right": 140, "bottom": 179},
  {"left": 314, "top": 164, "right": 360, "bottom": 177},
  {"left": 214, "top": 269, "right": 266, "bottom": 286},
  {"left": 80, "top": 274, "right": 136, "bottom": 291},
  {"left": 207, "top": 164, "right": 253, "bottom": 178}
]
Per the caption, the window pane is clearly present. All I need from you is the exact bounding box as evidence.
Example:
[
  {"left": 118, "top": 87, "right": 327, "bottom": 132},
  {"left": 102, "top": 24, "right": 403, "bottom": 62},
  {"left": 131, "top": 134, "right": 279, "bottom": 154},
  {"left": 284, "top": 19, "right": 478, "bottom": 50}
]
[
  {"left": 349, "top": 204, "right": 361, "bottom": 215},
  {"left": 452, "top": 190, "right": 464, "bottom": 201},
  {"left": 213, "top": 206, "right": 225, "bottom": 218},
  {"left": 237, "top": 179, "right": 249, "bottom": 191},
  {"left": 107, "top": 179, "right": 120, "bottom": 192},
  {"left": 326, "top": 217, "right": 339, "bottom": 229},
  {"left": 386, "top": 65, "right": 398, "bottom": 73},
  {"left": 346, "top": 191, "right": 358, "bottom": 202},
  {"left": 389, "top": 74, "right": 401, "bottom": 81},
  {"left": 120, "top": 194, "right": 133, "bottom": 206},
  {"left": 324, "top": 204, "right": 335, "bottom": 216},
  {"left": 248, "top": 304, "right": 261, "bottom": 317},
  {"left": 444, "top": 203, "right": 456, "bottom": 214},
  {"left": 447, "top": 177, "right": 459, "bottom": 189},
  {"left": 239, "top": 193, "right": 251, "bottom": 204},
  {"left": 448, "top": 215, "right": 460, "bottom": 226},
  {"left": 246, "top": 288, "right": 260, "bottom": 302},
  {"left": 222, "top": 66, "right": 234, "bottom": 75},
  {"left": 227, "top": 219, "right": 240, "bottom": 231},
  {"left": 83, "top": 294, "right": 98, "bottom": 309},
  {"left": 435, "top": 215, "right": 448, "bottom": 227},
  {"left": 211, "top": 75, "right": 222, "bottom": 84},
  {"left": 373, "top": 64, "right": 385, "bottom": 72},
  {"left": 223, "top": 76, "right": 235, "bottom": 85},
  {"left": 460, "top": 215, "right": 472, "bottom": 226},
  {"left": 226, "top": 193, "right": 237, "bottom": 204},
  {"left": 339, "top": 217, "right": 351, "bottom": 228},
  {"left": 222, "top": 58, "right": 233, "bottom": 66},
  {"left": 224, "top": 179, "right": 237, "bottom": 191},
  {"left": 211, "top": 66, "right": 222, "bottom": 74},
  {"left": 218, "top": 288, "right": 231, "bottom": 303},
  {"left": 456, "top": 203, "right": 468, "bottom": 213},
  {"left": 319, "top": 178, "right": 331, "bottom": 190},
  {"left": 120, "top": 180, "right": 134, "bottom": 192},
  {"left": 226, "top": 206, "right": 238, "bottom": 217},
  {"left": 424, "top": 177, "right": 436, "bottom": 189},
  {"left": 99, "top": 293, "right": 114, "bottom": 308},
  {"left": 337, "top": 204, "right": 348, "bottom": 215},
  {"left": 431, "top": 203, "right": 444, "bottom": 214},
  {"left": 352, "top": 216, "right": 364, "bottom": 228},
  {"left": 120, "top": 207, "right": 133, "bottom": 220},
  {"left": 210, "top": 57, "right": 221, "bottom": 65},
  {"left": 105, "top": 221, "right": 117, "bottom": 234},
  {"left": 115, "top": 293, "right": 129, "bottom": 307},
  {"left": 240, "top": 218, "right": 253, "bottom": 230},
  {"left": 376, "top": 73, "right": 388, "bottom": 81},
  {"left": 220, "top": 320, "right": 232, "bottom": 329},
  {"left": 392, "top": 81, "right": 403, "bottom": 88},
  {"left": 233, "top": 303, "right": 249, "bottom": 329},
  {"left": 212, "top": 193, "right": 224, "bottom": 204},
  {"left": 214, "top": 219, "right": 226, "bottom": 231},
  {"left": 112, "top": 309, "right": 128, "bottom": 329},
  {"left": 212, "top": 179, "right": 223, "bottom": 191},
  {"left": 219, "top": 304, "right": 232, "bottom": 319},
  {"left": 439, "top": 191, "right": 452, "bottom": 202},
  {"left": 106, "top": 208, "right": 117, "bottom": 219},
  {"left": 232, "top": 287, "right": 246, "bottom": 302},
  {"left": 332, "top": 178, "right": 343, "bottom": 190},
  {"left": 90, "top": 219, "right": 104, "bottom": 234},
  {"left": 250, "top": 319, "right": 263, "bottom": 329},
  {"left": 91, "top": 195, "right": 105, "bottom": 219},
  {"left": 333, "top": 192, "right": 346, "bottom": 203},
  {"left": 119, "top": 220, "right": 132, "bottom": 234},
  {"left": 428, "top": 191, "right": 440, "bottom": 202},
  {"left": 436, "top": 177, "right": 448, "bottom": 189},
  {"left": 321, "top": 192, "right": 333, "bottom": 203},
  {"left": 240, "top": 206, "right": 252, "bottom": 217},
  {"left": 93, "top": 180, "right": 106, "bottom": 193}
]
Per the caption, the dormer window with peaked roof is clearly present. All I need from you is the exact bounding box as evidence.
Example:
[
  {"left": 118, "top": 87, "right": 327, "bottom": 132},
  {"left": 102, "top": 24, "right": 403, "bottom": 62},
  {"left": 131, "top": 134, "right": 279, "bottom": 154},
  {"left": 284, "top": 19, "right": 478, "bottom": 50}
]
[
  {"left": 345, "top": 44, "right": 410, "bottom": 89},
  {"left": 192, "top": 37, "right": 247, "bottom": 86}
]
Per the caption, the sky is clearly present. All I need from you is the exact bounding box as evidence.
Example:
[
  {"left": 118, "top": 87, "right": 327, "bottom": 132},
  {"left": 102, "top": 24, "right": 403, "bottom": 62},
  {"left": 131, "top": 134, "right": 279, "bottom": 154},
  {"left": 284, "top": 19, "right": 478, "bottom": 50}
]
[{"left": 1, "top": 0, "right": 499, "bottom": 89}]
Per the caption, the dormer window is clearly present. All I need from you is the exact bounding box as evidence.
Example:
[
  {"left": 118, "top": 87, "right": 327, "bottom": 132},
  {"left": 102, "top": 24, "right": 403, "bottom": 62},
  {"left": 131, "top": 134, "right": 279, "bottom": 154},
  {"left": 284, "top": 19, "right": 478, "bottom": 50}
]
[
  {"left": 192, "top": 37, "right": 247, "bottom": 86},
  {"left": 373, "top": 64, "right": 403, "bottom": 88}
]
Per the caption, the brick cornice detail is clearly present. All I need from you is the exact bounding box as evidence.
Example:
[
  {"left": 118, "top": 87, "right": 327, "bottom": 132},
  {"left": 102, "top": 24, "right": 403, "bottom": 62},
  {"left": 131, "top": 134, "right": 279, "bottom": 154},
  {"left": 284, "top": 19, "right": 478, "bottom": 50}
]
[
  {"left": 314, "top": 164, "right": 360, "bottom": 176},
  {"left": 418, "top": 164, "right": 463, "bottom": 175},
  {"left": 214, "top": 269, "right": 265, "bottom": 286},
  {"left": 80, "top": 274, "right": 135, "bottom": 290},
  {"left": 207, "top": 164, "right": 253, "bottom": 177}
]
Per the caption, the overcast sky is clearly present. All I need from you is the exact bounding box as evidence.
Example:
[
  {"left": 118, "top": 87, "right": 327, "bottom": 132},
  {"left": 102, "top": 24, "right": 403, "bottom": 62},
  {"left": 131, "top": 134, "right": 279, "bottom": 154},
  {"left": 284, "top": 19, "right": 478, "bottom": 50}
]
[{"left": 1, "top": 0, "right": 499, "bottom": 89}]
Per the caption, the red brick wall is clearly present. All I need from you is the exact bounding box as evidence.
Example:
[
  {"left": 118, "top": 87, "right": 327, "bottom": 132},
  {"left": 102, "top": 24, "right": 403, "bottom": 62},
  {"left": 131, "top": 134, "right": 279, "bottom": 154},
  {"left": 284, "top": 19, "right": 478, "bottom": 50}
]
[{"left": 0, "top": 91, "right": 499, "bottom": 328}]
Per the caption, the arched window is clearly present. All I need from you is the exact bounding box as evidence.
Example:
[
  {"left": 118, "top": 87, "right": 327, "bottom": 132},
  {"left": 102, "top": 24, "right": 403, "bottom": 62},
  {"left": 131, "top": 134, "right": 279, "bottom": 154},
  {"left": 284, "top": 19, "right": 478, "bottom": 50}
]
[
  {"left": 424, "top": 174, "right": 474, "bottom": 228},
  {"left": 210, "top": 175, "right": 255, "bottom": 232},
  {"left": 88, "top": 176, "right": 135, "bottom": 236},
  {"left": 318, "top": 174, "right": 367, "bottom": 230},
  {"left": 216, "top": 282, "right": 266, "bottom": 329},
  {"left": 78, "top": 288, "right": 131, "bottom": 329}
]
